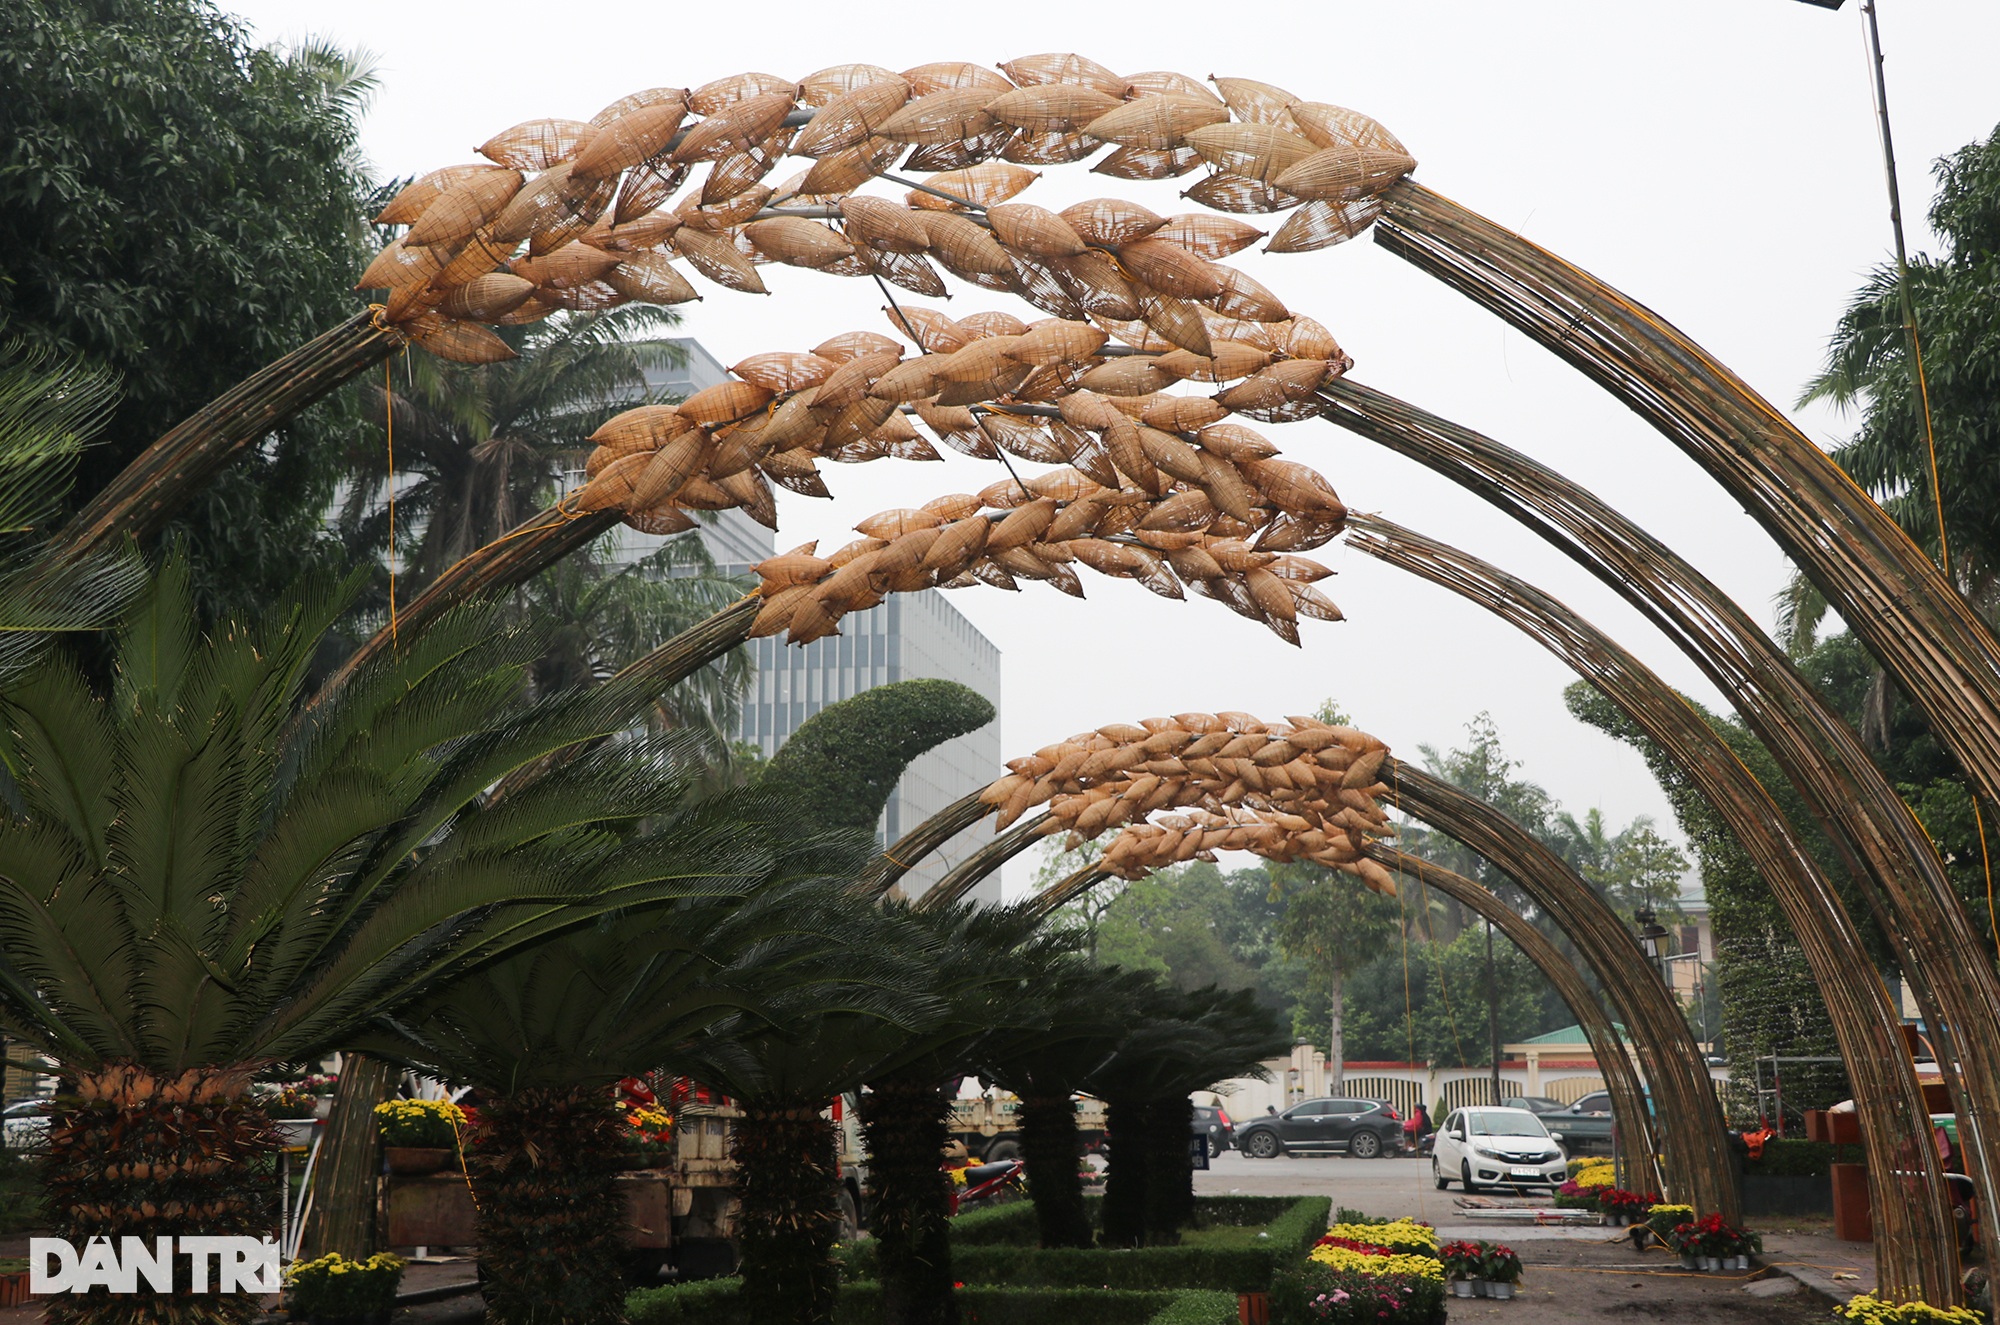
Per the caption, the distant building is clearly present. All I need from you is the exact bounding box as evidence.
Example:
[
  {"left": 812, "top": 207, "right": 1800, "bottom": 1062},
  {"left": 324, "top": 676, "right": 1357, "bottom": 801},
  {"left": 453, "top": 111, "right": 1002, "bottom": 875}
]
[{"left": 593, "top": 338, "right": 1006, "bottom": 901}]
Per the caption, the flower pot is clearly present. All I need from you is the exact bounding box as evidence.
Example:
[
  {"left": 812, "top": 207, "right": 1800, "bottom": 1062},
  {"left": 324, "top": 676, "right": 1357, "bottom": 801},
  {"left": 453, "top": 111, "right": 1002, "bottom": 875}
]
[
  {"left": 1451, "top": 1279, "right": 1478, "bottom": 1298},
  {"left": 384, "top": 1146, "right": 452, "bottom": 1175},
  {"left": 1680, "top": 1254, "right": 1699, "bottom": 1270},
  {"left": 315, "top": 1097, "right": 334, "bottom": 1120},
  {"left": 1701, "top": 1256, "right": 1722, "bottom": 1272},
  {"left": 1488, "top": 1282, "right": 1515, "bottom": 1300},
  {"left": 1732, "top": 1255, "right": 1750, "bottom": 1270}
]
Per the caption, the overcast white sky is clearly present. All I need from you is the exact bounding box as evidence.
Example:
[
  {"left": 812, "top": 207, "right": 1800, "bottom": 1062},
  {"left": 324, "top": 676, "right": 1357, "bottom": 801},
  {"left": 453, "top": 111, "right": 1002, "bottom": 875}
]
[{"left": 229, "top": 0, "right": 2000, "bottom": 894}]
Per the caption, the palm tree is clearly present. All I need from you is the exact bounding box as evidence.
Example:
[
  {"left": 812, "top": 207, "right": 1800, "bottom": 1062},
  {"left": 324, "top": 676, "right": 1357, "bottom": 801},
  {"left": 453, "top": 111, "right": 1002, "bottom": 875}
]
[
  {"left": 976, "top": 965, "right": 1156, "bottom": 1249},
  {"left": 335, "top": 308, "right": 683, "bottom": 598},
  {"left": 0, "top": 557, "right": 797, "bottom": 1325},
  {"left": 516, "top": 535, "right": 752, "bottom": 748},
  {"left": 0, "top": 345, "right": 145, "bottom": 686},
  {"left": 355, "top": 874, "right": 876, "bottom": 1325},
  {"left": 1084, "top": 984, "right": 1287, "bottom": 1247}
]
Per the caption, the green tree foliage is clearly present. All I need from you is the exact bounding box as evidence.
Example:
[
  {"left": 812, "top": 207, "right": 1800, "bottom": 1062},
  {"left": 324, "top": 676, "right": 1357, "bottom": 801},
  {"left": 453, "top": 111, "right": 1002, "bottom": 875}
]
[
  {"left": 1334, "top": 924, "right": 1567, "bottom": 1069},
  {"left": 1564, "top": 682, "right": 1852, "bottom": 1119},
  {"left": 335, "top": 311, "right": 685, "bottom": 599},
  {"left": 0, "top": 0, "right": 376, "bottom": 622},
  {"left": 755, "top": 678, "right": 995, "bottom": 837},
  {"left": 1791, "top": 122, "right": 2000, "bottom": 613},
  {"left": 0, "top": 346, "right": 144, "bottom": 686},
  {"left": 1268, "top": 861, "right": 1399, "bottom": 1093}
]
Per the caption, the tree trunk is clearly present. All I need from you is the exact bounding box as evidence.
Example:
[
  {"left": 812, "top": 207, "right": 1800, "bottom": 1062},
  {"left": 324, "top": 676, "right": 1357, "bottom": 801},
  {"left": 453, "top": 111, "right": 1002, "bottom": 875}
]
[
  {"left": 1018, "top": 1095, "right": 1092, "bottom": 1249},
  {"left": 1142, "top": 1096, "right": 1195, "bottom": 1245},
  {"left": 1328, "top": 957, "right": 1345, "bottom": 1101},
  {"left": 732, "top": 1099, "right": 841, "bottom": 1325},
  {"left": 859, "top": 1076, "right": 957, "bottom": 1325},
  {"left": 1099, "top": 1098, "right": 1150, "bottom": 1249},
  {"left": 43, "top": 1063, "right": 274, "bottom": 1325},
  {"left": 466, "top": 1085, "right": 629, "bottom": 1325},
  {"left": 298, "top": 1054, "right": 393, "bottom": 1260}
]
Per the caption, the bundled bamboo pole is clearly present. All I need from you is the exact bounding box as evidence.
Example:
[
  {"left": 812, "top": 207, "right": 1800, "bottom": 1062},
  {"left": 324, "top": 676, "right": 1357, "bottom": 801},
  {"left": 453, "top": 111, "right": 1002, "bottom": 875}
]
[
  {"left": 1349, "top": 513, "right": 1959, "bottom": 1302},
  {"left": 1320, "top": 378, "right": 2000, "bottom": 1278},
  {"left": 1371, "top": 181, "right": 2000, "bottom": 820},
  {"left": 1381, "top": 760, "right": 1738, "bottom": 1223},
  {"left": 1358, "top": 848, "right": 1658, "bottom": 1198},
  {"left": 54, "top": 312, "right": 405, "bottom": 557}
]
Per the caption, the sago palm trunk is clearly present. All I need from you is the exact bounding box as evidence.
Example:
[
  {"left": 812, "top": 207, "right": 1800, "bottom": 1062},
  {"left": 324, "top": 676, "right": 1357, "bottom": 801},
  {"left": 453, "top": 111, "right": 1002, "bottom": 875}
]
[
  {"left": 1017, "top": 1095, "right": 1091, "bottom": 1249},
  {"left": 1099, "top": 1098, "right": 1150, "bottom": 1249},
  {"left": 731, "top": 1099, "right": 841, "bottom": 1325},
  {"left": 43, "top": 1064, "right": 275, "bottom": 1325},
  {"left": 466, "top": 1086, "right": 629, "bottom": 1325},
  {"left": 859, "top": 1076, "right": 957, "bottom": 1325},
  {"left": 1142, "top": 1095, "right": 1195, "bottom": 1244}
]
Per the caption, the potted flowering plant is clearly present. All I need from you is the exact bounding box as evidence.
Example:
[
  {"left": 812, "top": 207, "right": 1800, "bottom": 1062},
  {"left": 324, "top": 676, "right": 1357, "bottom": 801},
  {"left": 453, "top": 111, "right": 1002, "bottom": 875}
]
[
  {"left": 374, "top": 1098, "right": 466, "bottom": 1174},
  {"left": 284, "top": 1252, "right": 404, "bottom": 1325},
  {"left": 1439, "top": 1240, "right": 1485, "bottom": 1297},
  {"left": 1479, "top": 1243, "right": 1523, "bottom": 1299},
  {"left": 1596, "top": 1188, "right": 1656, "bottom": 1225}
]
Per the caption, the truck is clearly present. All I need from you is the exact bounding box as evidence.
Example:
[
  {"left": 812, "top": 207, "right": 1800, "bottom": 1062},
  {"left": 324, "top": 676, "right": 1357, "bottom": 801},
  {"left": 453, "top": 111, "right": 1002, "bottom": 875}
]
[{"left": 947, "top": 1092, "right": 1108, "bottom": 1163}]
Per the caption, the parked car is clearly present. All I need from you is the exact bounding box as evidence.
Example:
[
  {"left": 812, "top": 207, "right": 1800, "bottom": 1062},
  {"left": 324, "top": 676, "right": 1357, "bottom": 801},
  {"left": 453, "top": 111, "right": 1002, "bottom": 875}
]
[
  {"left": 1191, "top": 1104, "right": 1235, "bottom": 1155},
  {"left": 1540, "top": 1089, "right": 1655, "bottom": 1156},
  {"left": 1431, "top": 1106, "right": 1568, "bottom": 1192},
  {"left": 1233, "top": 1098, "right": 1404, "bottom": 1159},
  {"left": 3, "top": 1098, "right": 51, "bottom": 1152},
  {"left": 1500, "top": 1095, "right": 1568, "bottom": 1115}
]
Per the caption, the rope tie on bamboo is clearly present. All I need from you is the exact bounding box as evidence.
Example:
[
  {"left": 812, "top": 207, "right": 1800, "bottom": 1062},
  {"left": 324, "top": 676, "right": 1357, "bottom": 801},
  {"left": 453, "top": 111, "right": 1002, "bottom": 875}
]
[{"left": 425, "top": 494, "right": 599, "bottom": 591}]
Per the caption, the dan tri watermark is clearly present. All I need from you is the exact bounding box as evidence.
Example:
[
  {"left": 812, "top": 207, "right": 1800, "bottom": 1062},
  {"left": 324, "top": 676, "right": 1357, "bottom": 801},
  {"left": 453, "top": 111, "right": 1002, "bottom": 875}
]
[{"left": 30, "top": 1237, "right": 281, "bottom": 1293}]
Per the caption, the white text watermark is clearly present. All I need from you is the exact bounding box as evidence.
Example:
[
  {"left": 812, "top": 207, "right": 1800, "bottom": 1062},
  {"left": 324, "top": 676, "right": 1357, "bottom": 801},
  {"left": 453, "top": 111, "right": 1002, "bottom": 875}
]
[{"left": 30, "top": 1237, "right": 281, "bottom": 1293}]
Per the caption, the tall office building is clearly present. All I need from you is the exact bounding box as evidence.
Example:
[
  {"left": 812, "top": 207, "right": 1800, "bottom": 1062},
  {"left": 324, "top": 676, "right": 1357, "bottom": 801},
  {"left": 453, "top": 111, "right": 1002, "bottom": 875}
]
[{"left": 593, "top": 338, "right": 1006, "bottom": 901}]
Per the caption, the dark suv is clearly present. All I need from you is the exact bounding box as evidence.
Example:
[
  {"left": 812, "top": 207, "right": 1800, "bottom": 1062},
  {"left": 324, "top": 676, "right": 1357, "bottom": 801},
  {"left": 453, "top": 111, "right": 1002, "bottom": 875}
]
[
  {"left": 1191, "top": 1104, "right": 1235, "bottom": 1155},
  {"left": 1232, "top": 1098, "right": 1403, "bottom": 1159}
]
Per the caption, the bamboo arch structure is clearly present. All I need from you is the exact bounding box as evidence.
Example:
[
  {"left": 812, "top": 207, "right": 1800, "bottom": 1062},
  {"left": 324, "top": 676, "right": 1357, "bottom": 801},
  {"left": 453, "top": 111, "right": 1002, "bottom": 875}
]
[
  {"left": 870, "top": 737, "right": 1736, "bottom": 1215},
  {"left": 1346, "top": 513, "right": 1958, "bottom": 1300},
  {"left": 1318, "top": 381, "right": 2000, "bottom": 1272},
  {"left": 40, "top": 54, "right": 2000, "bottom": 1293},
  {"left": 1024, "top": 845, "right": 1659, "bottom": 1190}
]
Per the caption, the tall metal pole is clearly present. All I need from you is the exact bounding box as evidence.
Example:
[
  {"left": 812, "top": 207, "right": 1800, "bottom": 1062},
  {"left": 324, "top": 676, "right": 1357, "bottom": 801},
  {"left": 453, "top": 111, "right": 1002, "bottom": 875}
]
[
  {"left": 1861, "top": 0, "right": 1950, "bottom": 576},
  {"left": 1486, "top": 920, "right": 1502, "bottom": 1108}
]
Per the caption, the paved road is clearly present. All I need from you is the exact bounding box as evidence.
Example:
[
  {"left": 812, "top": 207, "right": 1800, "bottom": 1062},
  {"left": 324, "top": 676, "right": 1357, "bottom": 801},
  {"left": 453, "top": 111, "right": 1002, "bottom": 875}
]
[{"left": 1194, "top": 1147, "right": 1472, "bottom": 1227}]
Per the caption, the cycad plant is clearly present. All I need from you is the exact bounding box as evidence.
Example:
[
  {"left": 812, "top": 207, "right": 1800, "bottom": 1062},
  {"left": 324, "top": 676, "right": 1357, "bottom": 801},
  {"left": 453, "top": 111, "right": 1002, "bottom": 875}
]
[
  {"left": 680, "top": 906, "right": 945, "bottom": 1325},
  {"left": 0, "top": 345, "right": 145, "bottom": 685},
  {"left": 858, "top": 902, "right": 1079, "bottom": 1325},
  {"left": 357, "top": 871, "right": 874, "bottom": 1325},
  {"left": 0, "top": 558, "right": 797, "bottom": 1325},
  {"left": 1084, "top": 985, "right": 1287, "bottom": 1247},
  {"left": 976, "top": 965, "right": 1157, "bottom": 1249}
]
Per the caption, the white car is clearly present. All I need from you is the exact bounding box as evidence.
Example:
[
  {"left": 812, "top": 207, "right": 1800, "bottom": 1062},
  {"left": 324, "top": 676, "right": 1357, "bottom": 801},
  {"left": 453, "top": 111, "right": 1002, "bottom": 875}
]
[
  {"left": 1432, "top": 1106, "right": 1568, "bottom": 1193},
  {"left": 3, "top": 1099, "right": 52, "bottom": 1152}
]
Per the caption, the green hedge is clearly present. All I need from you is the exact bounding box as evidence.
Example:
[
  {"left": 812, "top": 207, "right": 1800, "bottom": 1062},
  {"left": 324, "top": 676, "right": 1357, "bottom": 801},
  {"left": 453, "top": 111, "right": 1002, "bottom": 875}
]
[
  {"left": 628, "top": 1280, "right": 1217, "bottom": 1325},
  {"left": 840, "top": 1196, "right": 1330, "bottom": 1293},
  {"left": 1744, "top": 1139, "right": 1863, "bottom": 1178}
]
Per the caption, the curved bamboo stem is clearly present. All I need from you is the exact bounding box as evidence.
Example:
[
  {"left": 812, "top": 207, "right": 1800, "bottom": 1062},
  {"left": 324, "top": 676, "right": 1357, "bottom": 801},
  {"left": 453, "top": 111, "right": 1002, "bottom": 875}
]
[
  {"left": 1319, "top": 379, "right": 2000, "bottom": 1266},
  {"left": 856, "top": 792, "right": 991, "bottom": 899},
  {"left": 1381, "top": 759, "right": 1738, "bottom": 1222},
  {"left": 1026, "top": 864, "right": 1113, "bottom": 918},
  {"left": 1376, "top": 179, "right": 2000, "bottom": 810},
  {"left": 1361, "top": 846, "right": 1659, "bottom": 1194},
  {"left": 54, "top": 311, "right": 403, "bottom": 557},
  {"left": 1349, "top": 513, "right": 1958, "bottom": 1300},
  {"left": 315, "top": 504, "right": 619, "bottom": 699},
  {"left": 913, "top": 813, "right": 1051, "bottom": 912}
]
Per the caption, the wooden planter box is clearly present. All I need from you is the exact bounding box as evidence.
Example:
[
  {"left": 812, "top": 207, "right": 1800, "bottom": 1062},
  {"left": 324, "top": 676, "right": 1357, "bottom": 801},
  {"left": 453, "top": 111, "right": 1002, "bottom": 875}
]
[
  {"left": 1738, "top": 1172, "right": 1831, "bottom": 1218},
  {"left": 380, "top": 1172, "right": 676, "bottom": 1249}
]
